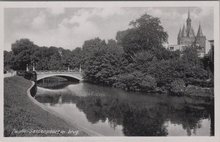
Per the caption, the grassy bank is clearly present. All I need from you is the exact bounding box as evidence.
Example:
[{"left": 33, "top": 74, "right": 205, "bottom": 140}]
[{"left": 4, "top": 76, "right": 88, "bottom": 137}]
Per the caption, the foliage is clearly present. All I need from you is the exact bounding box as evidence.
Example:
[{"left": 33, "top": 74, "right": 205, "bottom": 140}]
[
  {"left": 3, "top": 12, "right": 212, "bottom": 94},
  {"left": 11, "top": 39, "right": 36, "bottom": 55},
  {"left": 112, "top": 72, "right": 157, "bottom": 91},
  {"left": 169, "top": 79, "right": 185, "bottom": 95},
  {"left": 182, "top": 47, "right": 202, "bottom": 66},
  {"left": 82, "top": 39, "right": 129, "bottom": 85},
  {"left": 4, "top": 51, "right": 13, "bottom": 70},
  {"left": 4, "top": 39, "right": 85, "bottom": 71},
  {"left": 117, "top": 13, "right": 168, "bottom": 55}
]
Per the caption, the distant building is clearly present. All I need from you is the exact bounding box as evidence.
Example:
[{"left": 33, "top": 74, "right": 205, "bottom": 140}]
[
  {"left": 168, "top": 10, "right": 206, "bottom": 58},
  {"left": 167, "top": 44, "right": 187, "bottom": 52},
  {"left": 208, "top": 40, "right": 214, "bottom": 63}
]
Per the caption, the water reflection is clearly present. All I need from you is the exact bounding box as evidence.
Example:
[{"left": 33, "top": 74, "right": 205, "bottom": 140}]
[
  {"left": 37, "top": 76, "right": 79, "bottom": 89},
  {"left": 32, "top": 78, "right": 214, "bottom": 136}
]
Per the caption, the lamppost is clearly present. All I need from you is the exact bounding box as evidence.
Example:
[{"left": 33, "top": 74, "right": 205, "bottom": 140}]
[
  {"left": 79, "top": 64, "right": 82, "bottom": 73},
  {"left": 26, "top": 64, "right": 29, "bottom": 72},
  {"left": 67, "top": 59, "right": 71, "bottom": 72},
  {"left": 33, "top": 63, "right": 36, "bottom": 71},
  {"left": 67, "top": 65, "right": 70, "bottom": 72}
]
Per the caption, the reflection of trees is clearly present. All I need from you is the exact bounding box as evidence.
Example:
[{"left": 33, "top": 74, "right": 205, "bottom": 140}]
[
  {"left": 122, "top": 107, "right": 168, "bottom": 136},
  {"left": 76, "top": 96, "right": 127, "bottom": 124},
  {"left": 37, "top": 77, "right": 78, "bottom": 89},
  {"left": 35, "top": 95, "right": 60, "bottom": 106},
  {"left": 76, "top": 95, "right": 168, "bottom": 136},
  {"left": 33, "top": 83, "right": 214, "bottom": 136},
  {"left": 181, "top": 108, "right": 207, "bottom": 136},
  {"left": 34, "top": 93, "right": 79, "bottom": 105},
  {"left": 75, "top": 95, "right": 213, "bottom": 136},
  {"left": 169, "top": 106, "right": 209, "bottom": 136},
  {"left": 30, "top": 84, "right": 37, "bottom": 97},
  {"left": 76, "top": 96, "right": 107, "bottom": 123},
  {"left": 160, "top": 98, "right": 214, "bottom": 136},
  {"left": 210, "top": 105, "right": 215, "bottom": 136}
]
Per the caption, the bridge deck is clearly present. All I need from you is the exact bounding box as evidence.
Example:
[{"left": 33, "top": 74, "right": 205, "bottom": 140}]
[{"left": 36, "top": 71, "right": 83, "bottom": 81}]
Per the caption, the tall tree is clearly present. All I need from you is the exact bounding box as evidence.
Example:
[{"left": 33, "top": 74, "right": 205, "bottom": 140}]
[
  {"left": 81, "top": 37, "right": 107, "bottom": 65},
  {"left": 10, "top": 39, "right": 38, "bottom": 70},
  {"left": 11, "top": 39, "right": 36, "bottom": 55},
  {"left": 4, "top": 51, "right": 13, "bottom": 70},
  {"left": 117, "top": 13, "right": 168, "bottom": 55}
]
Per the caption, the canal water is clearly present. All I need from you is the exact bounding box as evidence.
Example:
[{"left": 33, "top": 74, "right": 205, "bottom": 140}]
[{"left": 32, "top": 77, "right": 214, "bottom": 136}]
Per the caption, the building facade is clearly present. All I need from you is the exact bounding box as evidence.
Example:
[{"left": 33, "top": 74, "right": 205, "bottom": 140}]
[
  {"left": 168, "top": 10, "right": 206, "bottom": 57},
  {"left": 167, "top": 44, "right": 187, "bottom": 52},
  {"left": 177, "top": 10, "right": 206, "bottom": 57}
]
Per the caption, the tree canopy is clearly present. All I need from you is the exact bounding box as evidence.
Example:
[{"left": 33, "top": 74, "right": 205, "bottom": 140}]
[
  {"left": 4, "top": 13, "right": 213, "bottom": 93},
  {"left": 117, "top": 13, "right": 168, "bottom": 55}
]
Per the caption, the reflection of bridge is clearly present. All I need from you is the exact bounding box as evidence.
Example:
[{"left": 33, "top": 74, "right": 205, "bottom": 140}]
[{"left": 36, "top": 71, "right": 83, "bottom": 81}]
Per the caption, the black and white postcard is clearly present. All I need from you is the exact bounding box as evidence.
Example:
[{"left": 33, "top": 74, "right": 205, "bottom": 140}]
[{"left": 0, "top": 1, "right": 219, "bottom": 142}]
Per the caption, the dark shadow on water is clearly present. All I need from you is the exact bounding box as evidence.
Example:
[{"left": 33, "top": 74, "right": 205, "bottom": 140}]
[
  {"left": 75, "top": 95, "right": 214, "bottom": 136},
  {"left": 37, "top": 76, "right": 79, "bottom": 89},
  {"left": 31, "top": 81, "right": 214, "bottom": 136},
  {"left": 30, "top": 84, "right": 37, "bottom": 97}
]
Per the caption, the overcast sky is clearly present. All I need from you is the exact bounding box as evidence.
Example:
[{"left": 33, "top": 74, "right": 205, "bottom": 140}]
[{"left": 4, "top": 7, "right": 213, "bottom": 51}]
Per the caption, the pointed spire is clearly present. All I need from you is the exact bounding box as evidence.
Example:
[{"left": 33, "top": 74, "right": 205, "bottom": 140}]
[
  {"left": 197, "top": 23, "right": 203, "bottom": 37},
  {"left": 182, "top": 24, "right": 186, "bottom": 37},
  {"left": 188, "top": 9, "right": 190, "bottom": 19},
  {"left": 178, "top": 27, "right": 182, "bottom": 38},
  {"left": 186, "top": 9, "right": 192, "bottom": 30}
]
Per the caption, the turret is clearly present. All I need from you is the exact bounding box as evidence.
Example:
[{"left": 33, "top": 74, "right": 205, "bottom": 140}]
[
  {"left": 186, "top": 9, "right": 195, "bottom": 37},
  {"left": 195, "top": 23, "right": 206, "bottom": 53},
  {"left": 178, "top": 28, "right": 182, "bottom": 38},
  {"left": 197, "top": 23, "right": 204, "bottom": 37},
  {"left": 182, "top": 25, "right": 186, "bottom": 37},
  {"left": 177, "top": 28, "right": 182, "bottom": 44},
  {"left": 186, "top": 9, "right": 192, "bottom": 28}
]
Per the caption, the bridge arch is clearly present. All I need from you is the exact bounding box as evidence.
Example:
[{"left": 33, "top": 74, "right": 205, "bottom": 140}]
[{"left": 36, "top": 72, "right": 83, "bottom": 82}]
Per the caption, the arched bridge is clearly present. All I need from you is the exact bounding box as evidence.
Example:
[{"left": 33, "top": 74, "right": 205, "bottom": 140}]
[{"left": 36, "top": 71, "right": 83, "bottom": 82}]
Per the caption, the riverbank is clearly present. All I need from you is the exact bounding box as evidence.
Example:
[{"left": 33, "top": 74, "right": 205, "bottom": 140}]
[{"left": 4, "top": 76, "right": 88, "bottom": 136}]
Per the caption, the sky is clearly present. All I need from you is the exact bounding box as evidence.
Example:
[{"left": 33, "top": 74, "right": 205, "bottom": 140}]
[{"left": 4, "top": 7, "right": 214, "bottom": 51}]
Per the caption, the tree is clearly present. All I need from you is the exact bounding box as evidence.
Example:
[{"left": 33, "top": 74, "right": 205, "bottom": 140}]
[
  {"left": 81, "top": 38, "right": 107, "bottom": 66},
  {"left": 117, "top": 13, "right": 168, "bottom": 55},
  {"left": 107, "top": 39, "right": 118, "bottom": 49},
  {"left": 11, "top": 39, "right": 36, "bottom": 55},
  {"left": 70, "top": 47, "right": 83, "bottom": 69},
  {"left": 10, "top": 39, "right": 38, "bottom": 70},
  {"left": 4, "top": 51, "right": 13, "bottom": 70},
  {"left": 82, "top": 38, "right": 107, "bottom": 53},
  {"left": 83, "top": 47, "right": 128, "bottom": 85},
  {"left": 182, "top": 47, "right": 202, "bottom": 66}
]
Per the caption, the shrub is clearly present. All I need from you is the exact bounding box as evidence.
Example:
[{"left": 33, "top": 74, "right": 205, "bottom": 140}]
[
  {"left": 140, "top": 75, "right": 157, "bottom": 91},
  {"left": 169, "top": 79, "right": 185, "bottom": 96},
  {"left": 113, "top": 71, "right": 157, "bottom": 92}
]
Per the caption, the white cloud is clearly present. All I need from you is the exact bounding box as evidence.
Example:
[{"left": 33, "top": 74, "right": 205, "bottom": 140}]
[
  {"left": 197, "top": 7, "right": 212, "bottom": 17},
  {"left": 47, "top": 7, "right": 65, "bottom": 15},
  {"left": 31, "top": 12, "right": 46, "bottom": 29},
  {"left": 95, "top": 7, "right": 125, "bottom": 17},
  {"left": 55, "top": 8, "right": 126, "bottom": 48},
  {"left": 27, "top": 8, "right": 126, "bottom": 49},
  {"left": 5, "top": 7, "right": 213, "bottom": 51},
  {"left": 58, "top": 9, "right": 100, "bottom": 43}
]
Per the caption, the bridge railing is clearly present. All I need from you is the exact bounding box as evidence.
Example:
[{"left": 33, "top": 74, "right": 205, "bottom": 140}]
[
  {"left": 36, "top": 71, "right": 83, "bottom": 81},
  {"left": 36, "top": 70, "right": 81, "bottom": 74}
]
